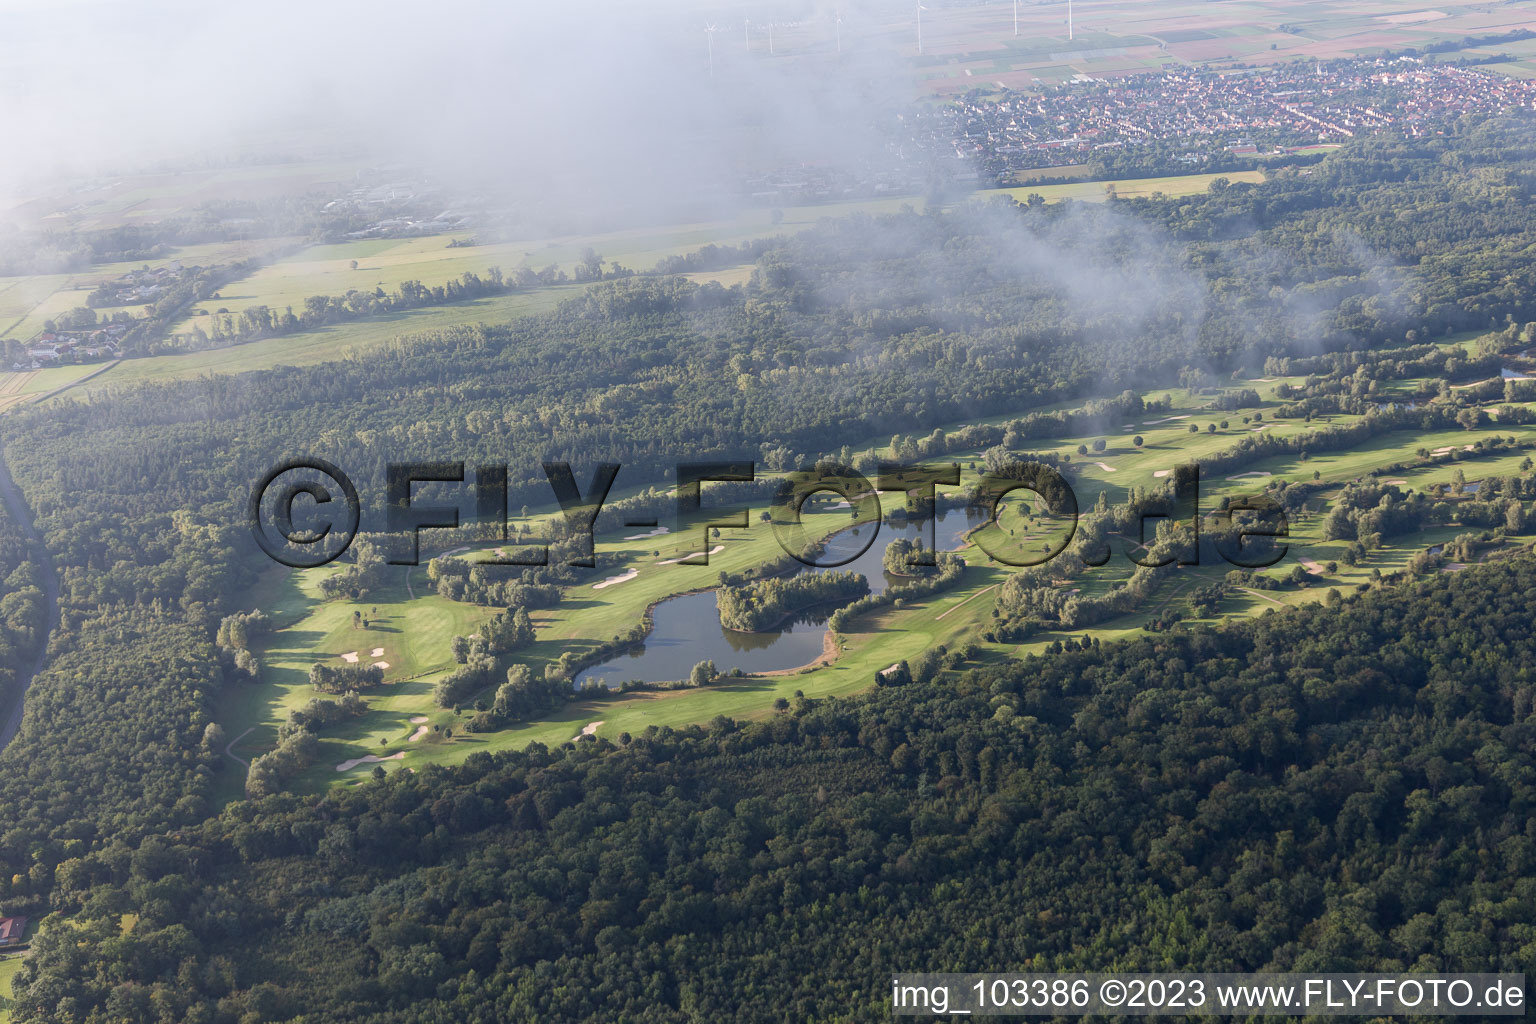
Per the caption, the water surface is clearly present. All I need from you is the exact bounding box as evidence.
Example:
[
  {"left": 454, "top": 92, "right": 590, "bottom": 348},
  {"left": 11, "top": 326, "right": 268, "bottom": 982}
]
[{"left": 575, "top": 507, "right": 978, "bottom": 685}]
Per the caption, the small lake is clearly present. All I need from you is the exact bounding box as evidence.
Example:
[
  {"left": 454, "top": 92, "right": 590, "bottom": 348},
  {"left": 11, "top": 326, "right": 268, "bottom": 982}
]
[{"left": 575, "top": 507, "right": 980, "bottom": 686}]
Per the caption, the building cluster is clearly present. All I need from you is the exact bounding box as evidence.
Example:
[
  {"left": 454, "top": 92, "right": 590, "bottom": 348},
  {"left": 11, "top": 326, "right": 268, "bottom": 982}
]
[
  {"left": 99, "top": 262, "right": 185, "bottom": 305},
  {"left": 16, "top": 325, "right": 124, "bottom": 370},
  {"left": 321, "top": 179, "right": 474, "bottom": 239},
  {"left": 910, "top": 59, "right": 1536, "bottom": 182}
]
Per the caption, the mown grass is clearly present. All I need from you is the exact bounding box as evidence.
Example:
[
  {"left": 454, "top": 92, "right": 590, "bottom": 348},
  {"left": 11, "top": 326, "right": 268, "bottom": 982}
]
[
  {"left": 0, "top": 952, "right": 19, "bottom": 1024},
  {"left": 226, "top": 375, "right": 1536, "bottom": 794}
]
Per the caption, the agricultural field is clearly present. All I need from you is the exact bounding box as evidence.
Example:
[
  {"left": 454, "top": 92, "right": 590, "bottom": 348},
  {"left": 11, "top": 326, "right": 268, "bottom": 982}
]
[
  {"left": 0, "top": 162, "right": 361, "bottom": 233},
  {"left": 0, "top": 238, "right": 297, "bottom": 342},
  {"left": 787, "top": 0, "right": 1536, "bottom": 93},
  {"left": 177, "top": 170, "right": 1262, "bottom": 327},
  {"left": 0, "top": 363, "right": 114, "bottom": 412},
  {"left": 231, "top": 359, "right": 1536, "bottom": 794},
  {"left": 104, "top": 287, "right": 576, "bottom": 386},
  {"left": 39, "top": 168, "right": 1260, "bottom": 393},
  {"left": 995, "top": 169, "right": 1264, "bottom": 202}
]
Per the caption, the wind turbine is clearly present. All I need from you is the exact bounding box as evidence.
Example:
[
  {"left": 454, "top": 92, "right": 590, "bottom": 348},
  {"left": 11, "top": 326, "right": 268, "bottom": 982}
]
[
  {"left": 705, "top": 22, "right": 717, "bottom": 78},
  {"left": 1013, "top": 0, "right": 1018, "bottom": 37},
  {"left": 916, "top": 2, "right": 926, "bottom": 55},
  {"left": 1068, "top": 0, "right": 1074, "bottom": 40},
  {"left": 768, "top": 19, "right": 776, "bottom": 55},
  {"left": 744, "top": 18, "right": 750, "bottom": 51},
  {"left": 835, "top": 9, "right": 843, "bottom": 54}
]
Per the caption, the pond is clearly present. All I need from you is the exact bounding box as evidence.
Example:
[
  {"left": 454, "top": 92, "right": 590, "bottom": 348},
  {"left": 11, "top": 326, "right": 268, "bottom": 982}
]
[{"left": 574, "top": 506, "right": 981, "bottom": 686}]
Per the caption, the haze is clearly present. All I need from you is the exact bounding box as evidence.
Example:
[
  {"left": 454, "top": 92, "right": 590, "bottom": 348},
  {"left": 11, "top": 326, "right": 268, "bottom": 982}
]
[{"left": 0, "top": 0, "right": 917, "bottom": 228}]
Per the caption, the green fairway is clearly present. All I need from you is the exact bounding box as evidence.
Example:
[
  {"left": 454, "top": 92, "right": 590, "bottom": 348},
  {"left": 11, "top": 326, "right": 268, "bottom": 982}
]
[{"left": 223, "top": 345, "right": 1536, "bottom": 795}]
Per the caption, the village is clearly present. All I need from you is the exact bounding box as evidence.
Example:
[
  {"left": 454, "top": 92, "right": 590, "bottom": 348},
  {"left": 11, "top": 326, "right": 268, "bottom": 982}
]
[
  {"left": 713, "top": 57, "right": 1536, "bottom": 203},
  {"left": 10, "top": 327, "right": 122, "bottom": 372},
  {"left": 914, "top": 57, "right": 1536, "bottom": 182}
]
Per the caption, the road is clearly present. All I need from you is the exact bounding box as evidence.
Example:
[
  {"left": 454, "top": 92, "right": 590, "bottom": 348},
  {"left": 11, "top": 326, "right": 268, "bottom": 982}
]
[{"left": 0, "top": 450, "right": 59, "bottom": 752}]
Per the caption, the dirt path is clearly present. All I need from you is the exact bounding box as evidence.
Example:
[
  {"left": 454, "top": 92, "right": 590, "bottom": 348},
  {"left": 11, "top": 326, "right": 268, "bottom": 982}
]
[
  {"left": 1238, "top": 587, "right": 1285, "bottom": 607},
  {"left": 224, "top": 726, "right": 256, "bottom": 771},
  {"left": 0, "top": 451, "right": 60, "bottom": 753}
]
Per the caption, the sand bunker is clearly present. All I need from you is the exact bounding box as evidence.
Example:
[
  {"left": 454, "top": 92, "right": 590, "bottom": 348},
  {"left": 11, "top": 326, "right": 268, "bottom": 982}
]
[
  {"left": 1464, "top": 444, "right": 1476, "bottom": 451},
  {"left": 410, "top": 715, "right": 428, "bottom": 724},
  {"left": 571, "top": 720, "right": 605, "bottom": 741},
  {"left": 408, "top": 725, "right": 430, "bottom": 742},
  {"left": 657, "top": 545, "right": 726, "bottom": 565},
  {"left": 623, "top": 527, "right": 669, "bottom": 540},
  {"left": 1153, "top": 469, "right": 1172, "bottom": 478},
  {"left": 1093, "top": 462, "right": 1117, "bottom": 473},
  {"left": 592, "top": 569, "right": 639, "bottom": 589},
  {"left": 1441, "top": 563, "right": 1469, "bottom": 573},
  {"left": 370, "top": 647, "right": 384, "bottom": 658},
  {"left": 336, "top": 752, "right": 404, "bottom": 772},
  {"left": 373, "top": 661, "right": 390, "bottom": 670},
  {"left": 1299, "top": 558, "right": 1326, "bottom": 575},
  {"left": 1431, "top": 447, "right": 1454, "bottom": 455},
  {"left": 1227, "top": 471, "right": 1273, "bottom": 480},
  {"left": 340, "top": 651, "right": 359, "bottom": 663},
  {"left": 1251, "top": 424, "right": 1269, "bottom": 432},
  {"left": 1143, "top": 415, "right": 1191, "bottom": 425},
  {"left": 1383, "top": 478, "right": 1408, "bottom": 486}
]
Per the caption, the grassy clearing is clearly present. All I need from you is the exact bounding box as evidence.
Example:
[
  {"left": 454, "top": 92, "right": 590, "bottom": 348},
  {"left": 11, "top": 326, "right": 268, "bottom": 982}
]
[
  {"left": 0, "top": 953, "right": 18, "bottom": 1024},
  {"left": 994, "top": 170, "right": 1265, "bottom": 203}
]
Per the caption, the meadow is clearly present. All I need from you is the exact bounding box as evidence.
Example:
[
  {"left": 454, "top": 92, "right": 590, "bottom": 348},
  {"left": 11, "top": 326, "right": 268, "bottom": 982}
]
[
  {"left": 0, "top": 363, "right": 114, "bottom": 412},
  {"left": 228, "top": 362, "right": 1536, "bottom": 794},
  {"left": 0, "top": 238, "right": 296, "bottom": 343},
  {"left": 0, "top": 953, "right": 17, "bottom": 1024},
  {"left": 0, "top": 167, "right": 1274, "bottom": 402}
]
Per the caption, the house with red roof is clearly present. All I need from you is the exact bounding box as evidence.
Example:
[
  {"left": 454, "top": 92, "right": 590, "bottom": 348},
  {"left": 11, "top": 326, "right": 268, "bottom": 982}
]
[{"left": 0, "top": 914, "right": 26, "bottom": 946}]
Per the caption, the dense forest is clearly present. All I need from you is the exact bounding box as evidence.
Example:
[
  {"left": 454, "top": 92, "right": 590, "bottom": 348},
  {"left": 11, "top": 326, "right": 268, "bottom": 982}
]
[
  {"left": 715, "top": 569, "right": 868, "bottom": 631},
  {"left": 0, "top": 481, "right": 46, "bottom": 715},
  {"left": 0, "top": 115, "right": 1535, "bottom": 1020},
  {"left": 7, "top": 557, "right": 1533, "bottom": 1021}
]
